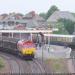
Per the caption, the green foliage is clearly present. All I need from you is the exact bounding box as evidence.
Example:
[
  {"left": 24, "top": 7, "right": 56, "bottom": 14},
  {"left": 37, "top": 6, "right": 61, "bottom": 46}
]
[
  {"left": 45, "top": 5, "right": 59, "bottom": 20},
  {"left": 39, "top": 13, "right": 46, "bottom": 19},
  {"left": 72, "top": 13, "right": 75, "bottom": 17},
  {"left": 39, "top": 5, "right": 59, "bottom": 20},
  {"left": 58, "top": 18, "right": 75, "bottom": 34},
  {"left": 51, "top": 59, "right": 66, "bottom": 72},
  {"left": 53, "top": 22, "right": 69, "bottom": 34},
  {"left": 53, "top": 30, "right": 69, "bottom": 35},
  {"left": 0, "top": 57, "right": 4, "bottom": 68}
]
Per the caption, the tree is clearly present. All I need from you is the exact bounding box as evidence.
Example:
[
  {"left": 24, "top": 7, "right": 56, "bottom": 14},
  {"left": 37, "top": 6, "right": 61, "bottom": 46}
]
[
  {"left": 72, "top": 13, "right": 75, "bottom": 17},
  {"left": 58, "top": 18, "right": 75, "bottom": 34},
  {"left": 53, "top": 21, "right": 69, "bottom": 34},
  {"left": 45, "top": 5, "right": 59, "bottom": 20},
  {"left": 39, "top": 13, "right": 46, "bottom": 19}
]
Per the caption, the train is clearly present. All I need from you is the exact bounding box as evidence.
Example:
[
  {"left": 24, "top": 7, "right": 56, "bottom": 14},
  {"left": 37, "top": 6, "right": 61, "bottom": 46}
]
[
  {"left": 0, "top": 35, "right": 36, "bottom": 59},
  {"left": 43, "top": 34, "right": 75, "bottom": 48},
  {"left": 17, "top": 40, "right": 36, "bottom": 59},
  {"left": 0, "top": 32, "right": 45, "bottom": 60},
  {"left": 1, "top": 32, "right": 75, "bottom": 60}
]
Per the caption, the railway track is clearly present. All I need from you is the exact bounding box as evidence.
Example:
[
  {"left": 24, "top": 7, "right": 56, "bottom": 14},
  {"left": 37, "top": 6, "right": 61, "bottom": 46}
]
[
  {"left": 28, "top": 59, "right": 45, "bottom": 74},
  {"left": 0, "top": 52, "right": 21, "bottom": 74},
  {"left": 0, "top": 44, "right": 73, "bottom": 74},
  {"left": 35, "top": 59, "right": 53, "bottom": 74},
  {"left": 0, "top": 51, "right": 53, "bottom": 74}
]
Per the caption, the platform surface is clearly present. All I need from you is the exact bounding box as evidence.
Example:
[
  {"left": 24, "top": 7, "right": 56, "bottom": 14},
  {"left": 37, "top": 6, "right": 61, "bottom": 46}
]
[{"left": 35, "top": 44, "right": 71, "bottom": 59}]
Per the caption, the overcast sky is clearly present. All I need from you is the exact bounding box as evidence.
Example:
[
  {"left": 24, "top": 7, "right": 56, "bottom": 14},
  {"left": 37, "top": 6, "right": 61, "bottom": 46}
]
[{"left": 0, "top": 0, "right": 75, "bottom": 14}]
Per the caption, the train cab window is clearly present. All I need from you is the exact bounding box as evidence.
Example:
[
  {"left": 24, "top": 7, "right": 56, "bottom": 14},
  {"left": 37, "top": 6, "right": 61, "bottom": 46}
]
[{"left": 23, "top": 44, "right": 35, "bottom": 48}]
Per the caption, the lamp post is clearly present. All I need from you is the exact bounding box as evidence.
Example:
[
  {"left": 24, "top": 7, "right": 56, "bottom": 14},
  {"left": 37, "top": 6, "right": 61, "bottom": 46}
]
[{"left": 39, "top": 32, "right": 44, "bottom": 62}]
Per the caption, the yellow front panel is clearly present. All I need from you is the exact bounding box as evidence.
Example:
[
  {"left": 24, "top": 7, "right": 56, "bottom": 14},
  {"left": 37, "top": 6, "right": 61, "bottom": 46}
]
[{"left": 21, "top": 48, "right": 35, "bottom": 55}]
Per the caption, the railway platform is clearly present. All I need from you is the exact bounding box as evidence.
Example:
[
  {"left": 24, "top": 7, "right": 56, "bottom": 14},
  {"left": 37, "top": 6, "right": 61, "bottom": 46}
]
[{"left": 35, "top": 44, "right": 71, "bottom": 59}]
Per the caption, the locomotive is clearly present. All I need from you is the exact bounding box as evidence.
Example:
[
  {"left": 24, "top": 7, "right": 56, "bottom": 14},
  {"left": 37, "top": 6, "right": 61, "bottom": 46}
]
[
  {"left": 17, "top": 40, "right": 36, "bottom": 59},
  {"left": 0, "top": 35, "right": 36, "bottom": 59}
]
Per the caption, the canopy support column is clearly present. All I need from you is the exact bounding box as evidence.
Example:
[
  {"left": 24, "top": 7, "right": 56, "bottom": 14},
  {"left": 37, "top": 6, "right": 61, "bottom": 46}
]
[
  {"left": 30, "top": 33, "right": 33, "bottom": 41},
  {"left": 20, "top": 33, "right": 21, "bottom": 39},
  {"left": 11, "top": 33, "right": 13, "bottom": 38}
]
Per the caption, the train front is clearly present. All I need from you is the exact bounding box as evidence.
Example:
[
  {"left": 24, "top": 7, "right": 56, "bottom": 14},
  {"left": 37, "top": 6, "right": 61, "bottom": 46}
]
[{"left": 17, "top": 40, "right": 36, "bottom": 59}]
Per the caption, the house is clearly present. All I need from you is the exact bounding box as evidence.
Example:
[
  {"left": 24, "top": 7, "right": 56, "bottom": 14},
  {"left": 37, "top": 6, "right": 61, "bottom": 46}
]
[
  {"left": 0, "top": 11, "right": 47, "bottom": 30},
  {"left": 47, "top": 11, "right": 75, "bottom": 28},
  {"left": 0, "top": 13, "right": 26, "bottom": 29},
  {"left": 23, "top": 11, "right": 47, "bottom": 29}
]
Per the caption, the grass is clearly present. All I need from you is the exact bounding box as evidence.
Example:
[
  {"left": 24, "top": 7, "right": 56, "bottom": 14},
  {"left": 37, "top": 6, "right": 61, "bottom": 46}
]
[
  {"left": 53, "top": 22, "right": 69, "bottom": 35},
  {"left": 50, "top": 59, "right": 66, "bottom": 73},
  {"left": 52, "top": 61, "right": 64, "bottom": 72},
  {"left": 0, "top": 57, "right": 4, "bottom": 69},
  {"left": 37, "top": 58, "right": 67, "bottom": 73}
]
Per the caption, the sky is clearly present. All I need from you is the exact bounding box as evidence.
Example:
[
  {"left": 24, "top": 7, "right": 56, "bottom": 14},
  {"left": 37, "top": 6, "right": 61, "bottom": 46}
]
[{"left": 0, "top": 0, "right": 75, "bottom": 14}]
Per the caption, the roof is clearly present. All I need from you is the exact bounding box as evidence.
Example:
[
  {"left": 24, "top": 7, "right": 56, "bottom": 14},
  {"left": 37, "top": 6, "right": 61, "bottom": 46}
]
[
  {"left": 23, "top": 11, "right": 45, "bottom": 21},
  {"left": 0, "top": 30, "right": 52, "bottom": 33},
  {"left": 0, "top": 11, "right": 47, "bottom": 29},
  {"left": 2, "top": 13, "right": 23, "bottom": 20},
  {"left": 47, "top": 11, "right": 75, "bottom": 22},
  {"left": 22, "top": 11, "right": 47, "bottom": 28},
  {"left": 44, "top": 34, "right": 74, "bottom": 38},
  {"left": 0, "top": 14, "right": 8, "bottom": 20}
]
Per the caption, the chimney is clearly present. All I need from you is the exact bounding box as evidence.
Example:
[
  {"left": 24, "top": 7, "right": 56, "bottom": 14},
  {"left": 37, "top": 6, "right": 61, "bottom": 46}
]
[{"left": 30, "top": 11, "right": 35, "bottom": 17}]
